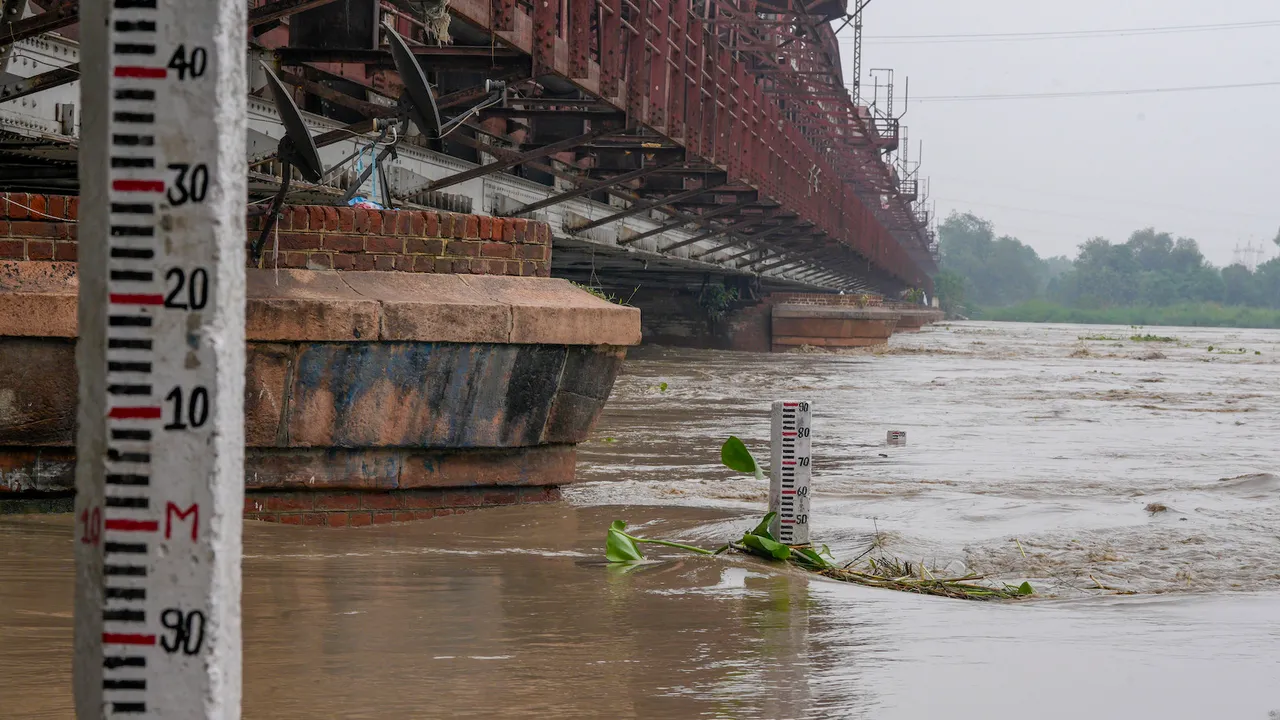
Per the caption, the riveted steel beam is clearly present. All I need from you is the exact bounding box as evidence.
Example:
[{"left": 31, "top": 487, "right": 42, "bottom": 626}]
[
  {"left": 0, "top": 0, "right": 77, "bottom": 45},
  {"left": 616, "top": 199, "right": 754, "bottom": 246},
  {"left": 248, "top": 0, "right": 341, "bottom": 27},
  {"left": 498, "top": 160, "right": 682, "bottom": 217},
  {"left": 273, "top": 46, "right": 529, "bottom": 71},
  {"left": 0, "top": 63, "right": 78, "bottom": 103},
  {"left": 691, "top": 222, "right": 796, "bottom": 259},
  {"left": 479, "top": 108, "right": 629, "bottom": 121},
  {"left": 423, "top": 125, "right": 618, "bottom": 193},
  {"left": 569, "top": 179, "right": 727, "bottom": 232}
]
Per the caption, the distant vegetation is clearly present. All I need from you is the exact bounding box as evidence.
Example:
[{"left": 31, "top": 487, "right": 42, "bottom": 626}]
[
  {"left": 934, "top": 212, "right": 1280, "bottom": 329},
  {"left": 981, "top": 300, "right": 1280, "bottom": 329}
]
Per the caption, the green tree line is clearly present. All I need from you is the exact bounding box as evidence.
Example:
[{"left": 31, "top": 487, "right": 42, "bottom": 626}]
[{"left": 933, "top": 212, "right": 1280, "bottom": 327}]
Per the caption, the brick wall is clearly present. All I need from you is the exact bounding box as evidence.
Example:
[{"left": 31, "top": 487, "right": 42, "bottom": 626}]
[
  {"left": 0, "top": 194, "right": 79, "bottom": 262},
  {"left": 881, "top": 299, "right": 930, "bottom": 310},
  {"left": 769, "top": 292, "right": 884, "bottom": 307},
  {"left": 249, "top": 204, "right": 550, "bottom": 276},
  {"left": 0, "top": 194, "right": 551, "bottom": 277}
]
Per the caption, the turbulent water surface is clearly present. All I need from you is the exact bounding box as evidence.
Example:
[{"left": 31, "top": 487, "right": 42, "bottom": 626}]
[{"left": 2, "top": 322, "right": 1278, "bottom": 718}]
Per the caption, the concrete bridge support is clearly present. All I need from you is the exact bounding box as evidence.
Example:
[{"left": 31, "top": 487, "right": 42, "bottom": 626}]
[
  {"left": 0, "top": 197, "right": 639, "bottom": 523},
  {"left": 601, "top": 284, "right": 940, "bottom": 353}
]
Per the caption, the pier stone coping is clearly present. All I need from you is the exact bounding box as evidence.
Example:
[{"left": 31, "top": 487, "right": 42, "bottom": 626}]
[
  {"left": 0, "top": 262, "right": 641, "bottom": 347},
  {"left": 772, "top": 304, "right": 902, "bottom": 321},
  {"left": 247, "top": 270, "right": 381, "bottom": 341},
  {"left": 0, "top": 261, "right": 78, "bottom": 337},
  {"left": 338, "top": 272, "right": 511, "bottom": 344}
]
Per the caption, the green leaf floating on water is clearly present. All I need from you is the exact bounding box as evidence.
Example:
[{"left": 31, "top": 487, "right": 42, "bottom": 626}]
[
  {"left": 605, "top": 520, "right": 714, "bottom": 562},
  {"left": 741, "top": 532, "right": 791, "bottom": 561},
  {"left": 749, "top": 511, "right": 777, "bottom": 540},
  {"left": 601, "top": 511, "right": 1032, "bottom": 600},
  {"left": 721, "top": 436, "right": 767, "bottom": 485},
  {"left": 790, "top": 546, "right": 833, "bottom": 570},
  {"left": 601, "top": 436, "right": 1036, "bottom": 600},
  {"left": 606, "top": 520, "right": 645, "bottom": 563},
  {"left": 737, "top": 512, "right": 829, "bottom": 568},
  {"left": 720, "top": 436, "right": 757, "bottom": 473}
]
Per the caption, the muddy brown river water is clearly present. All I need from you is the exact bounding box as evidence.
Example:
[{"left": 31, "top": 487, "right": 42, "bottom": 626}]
[{"left": 2, "top": 322, "right": 1279, "bottom": 718}]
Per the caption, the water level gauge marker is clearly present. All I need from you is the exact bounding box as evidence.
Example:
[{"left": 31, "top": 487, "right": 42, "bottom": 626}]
[
  {"left": 769, "top": 401, "right": 813, "bottom": 545},
  {"left": 74, "top": 0, "right": 247, "bottom": 716}
]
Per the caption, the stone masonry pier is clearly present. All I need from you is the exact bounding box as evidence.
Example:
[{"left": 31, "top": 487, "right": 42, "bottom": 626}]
[
  {"left": 771, "top": 304, "right": 900, "bottom": 351},
  {"left": 702, "top": 292, "right": 941, "bottom": 353},
  {"left": 0, "top": 197, "right": 639, "bottom": 525}
]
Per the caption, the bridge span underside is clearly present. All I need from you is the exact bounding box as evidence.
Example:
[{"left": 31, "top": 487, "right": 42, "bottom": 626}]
[{"left": 0, "top": 0, "right": 935, "bottom": 293}]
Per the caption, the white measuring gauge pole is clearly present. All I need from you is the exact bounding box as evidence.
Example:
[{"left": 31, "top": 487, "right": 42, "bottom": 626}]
[
  {"left": 74, "top": 0, "right": 247, "bottom": 715},
  {"left": 769, "top": 401, "right": 813, "bottom": 545}
]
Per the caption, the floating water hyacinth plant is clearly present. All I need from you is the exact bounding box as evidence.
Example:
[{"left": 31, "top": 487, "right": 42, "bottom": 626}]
[{"left": 605, "top": 437, "right": 1034, "bottom": 601}]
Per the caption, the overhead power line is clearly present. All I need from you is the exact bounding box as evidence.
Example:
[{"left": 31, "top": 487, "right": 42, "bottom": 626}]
[
  {"left": 912, "top": 80, "right": 1280, "bottom": 102},
  {"left": 840, "top": 19, "right": 1280, "bottom": 45}
]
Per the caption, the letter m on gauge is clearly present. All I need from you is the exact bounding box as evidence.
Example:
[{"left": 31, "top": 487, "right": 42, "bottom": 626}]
[{"left": 165, "top": 502, "right": 199, "bottom": 541}]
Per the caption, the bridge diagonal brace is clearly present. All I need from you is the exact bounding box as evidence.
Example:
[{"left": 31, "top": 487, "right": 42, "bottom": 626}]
[
  {"left": 722, "top": 232, "right": 817, "bottom": 264},
  {"left": 691, "top": 215, "right": 798, "bottom": 257},
  {"left": 569, "top": 179, "right": 728, "bottom": 233},
  {"left": 248, "top": 76, "right": 533, "bottom": 168},
  {"left": 616, "top": 199, "right": 753, "bottom": 246},
  {"left": 732, "top": 241, "right": 826, "bottom": 270},
  {"left": 0, "top": 0, "right": 25, "bottom": 72},
  {"left": 695, "top": 225, "right": 805, "bottom": 265},
  {"left": 657, "top": 213, "right": 777, "bottom": 253},
  {"left": 276, "top": 68, "right": 397, "bottom": 119},
  {"left": 424, "top": 125, "right": 618, "bottom": 193},
  {"left": 722, "top": 243, "right": 782, "bottom": 265},
  {"left": 1, "top": 0, "right": 77, "bottom": 46},
  {"left": 298, "top": 62, "right": 399, "bottom": 102},
  {"left": 690, "top": 222, "right": 792, "bottom": 259},
  {"left": 248, "top": 0, "right": 341, "bottom": 27},
  {"left": 450, "top": 126, "right": 798, "bottom": 270},
  {"left": 458, "top": 123, "right": 778, "bottom": 258},
  {"left": 499, "top": 160, "right": 683, "bottom": 217},
  {"left": 755, "top": 245, "right": 834, "bottom": 273},
  {"left": 793, "top": 265, "right": 843, "bottom": 283},
  {"left": 0, "top": 63, "right": 78, "bottom": 103}
]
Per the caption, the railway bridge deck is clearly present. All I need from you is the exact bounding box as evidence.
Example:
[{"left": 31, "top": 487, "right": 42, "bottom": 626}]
[{"left": 0, "top": 0, "right": 934, "bottom": 295}]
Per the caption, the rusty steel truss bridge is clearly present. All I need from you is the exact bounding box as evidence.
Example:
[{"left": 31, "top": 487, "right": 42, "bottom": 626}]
[{"left": 0, "top": 0, "right": 937, "bottom": 293}]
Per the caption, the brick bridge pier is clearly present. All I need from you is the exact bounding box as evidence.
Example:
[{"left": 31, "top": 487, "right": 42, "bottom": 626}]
[{"left": 0, "top": 195, "right": 639, "bottom": 524}]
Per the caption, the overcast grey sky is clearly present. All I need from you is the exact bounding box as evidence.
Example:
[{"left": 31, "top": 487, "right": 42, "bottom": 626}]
[{"left": 837, "top": 0, "right": 1278, "bottom": 267}]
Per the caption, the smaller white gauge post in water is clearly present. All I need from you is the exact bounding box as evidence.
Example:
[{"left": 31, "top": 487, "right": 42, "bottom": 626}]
[
  {"left": 769, "top": 401, "right": 813, "bottom": 545},
  {"left": 73, "top": 0, "right": 247, "bottom": 716}
]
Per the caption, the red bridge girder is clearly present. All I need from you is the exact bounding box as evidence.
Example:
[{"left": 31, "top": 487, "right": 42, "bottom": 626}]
[
  {"left": 443, "top": 0, "right": 931, "bottom": 288},
  {"left": 0, "top": 0, "right": 934, "bottom": 290}
]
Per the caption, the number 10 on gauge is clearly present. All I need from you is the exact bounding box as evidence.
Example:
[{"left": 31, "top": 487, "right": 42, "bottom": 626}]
[{"left": 769, "top": 401, "right": 813, "bottom": 545}]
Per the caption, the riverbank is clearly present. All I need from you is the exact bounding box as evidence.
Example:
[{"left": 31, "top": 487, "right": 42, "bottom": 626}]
[{"left": 974, "top": 299, "right": 1280, "bottom": 329}]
